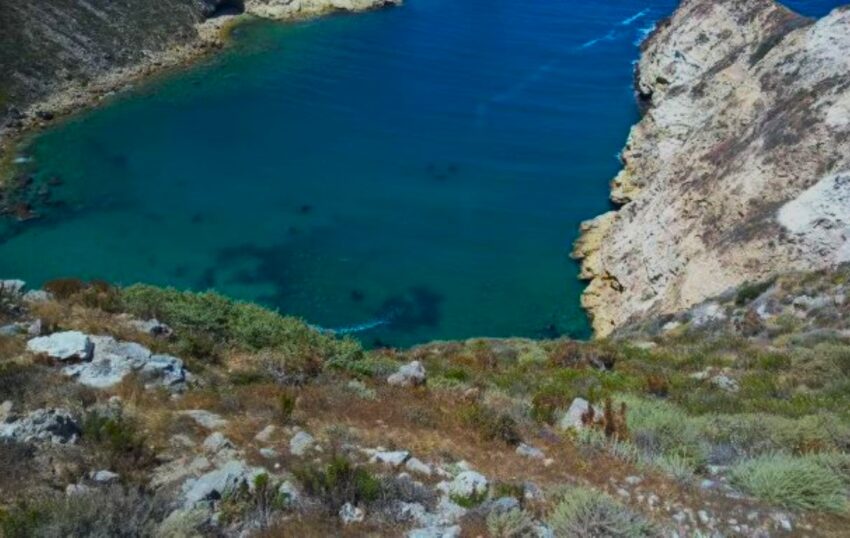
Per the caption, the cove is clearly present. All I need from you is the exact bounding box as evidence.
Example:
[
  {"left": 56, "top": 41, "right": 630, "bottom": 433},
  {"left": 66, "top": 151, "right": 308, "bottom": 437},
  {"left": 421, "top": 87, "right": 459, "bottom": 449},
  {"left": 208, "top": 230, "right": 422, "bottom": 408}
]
[{"left": 1, "top": 0, "right": 841, "bottom": 348}]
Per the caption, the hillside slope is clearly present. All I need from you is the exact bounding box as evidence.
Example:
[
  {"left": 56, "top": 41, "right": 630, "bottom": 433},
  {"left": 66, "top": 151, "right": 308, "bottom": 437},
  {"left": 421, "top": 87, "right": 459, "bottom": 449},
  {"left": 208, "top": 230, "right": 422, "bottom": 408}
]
[{"left": 574, "top": 0, "right": 850, "bottom": 336}]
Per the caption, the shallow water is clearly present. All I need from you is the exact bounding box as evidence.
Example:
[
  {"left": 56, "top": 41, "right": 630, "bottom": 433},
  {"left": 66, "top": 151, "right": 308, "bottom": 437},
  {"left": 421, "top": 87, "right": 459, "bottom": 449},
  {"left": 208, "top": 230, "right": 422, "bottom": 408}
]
[{"left": 1, "top": 0, "right": 842, "bottom": 347}]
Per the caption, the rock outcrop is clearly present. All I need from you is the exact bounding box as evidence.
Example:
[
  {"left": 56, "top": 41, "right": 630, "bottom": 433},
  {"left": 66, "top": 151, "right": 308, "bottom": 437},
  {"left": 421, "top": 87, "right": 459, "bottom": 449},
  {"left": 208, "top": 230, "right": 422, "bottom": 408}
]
[{"left": 574, "top": 0, "right": 850, "bottom": 336}]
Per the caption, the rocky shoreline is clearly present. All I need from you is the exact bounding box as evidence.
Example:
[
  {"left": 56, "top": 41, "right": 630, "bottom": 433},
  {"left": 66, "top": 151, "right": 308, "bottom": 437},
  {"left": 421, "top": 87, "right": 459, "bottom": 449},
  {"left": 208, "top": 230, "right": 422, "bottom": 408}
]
[
  {"left": 574, "top": 0, "right": 850, "bottom": 336},
  {"left": 0, "top": 0, "right": 401, "bottom": 187}
]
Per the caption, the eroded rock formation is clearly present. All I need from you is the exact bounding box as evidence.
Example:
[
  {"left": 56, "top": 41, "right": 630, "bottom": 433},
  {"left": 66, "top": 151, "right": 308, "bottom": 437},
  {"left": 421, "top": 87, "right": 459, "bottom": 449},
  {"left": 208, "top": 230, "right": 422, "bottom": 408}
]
[{"left": 575, "top": 0, "right": 850, "bottom": 336}]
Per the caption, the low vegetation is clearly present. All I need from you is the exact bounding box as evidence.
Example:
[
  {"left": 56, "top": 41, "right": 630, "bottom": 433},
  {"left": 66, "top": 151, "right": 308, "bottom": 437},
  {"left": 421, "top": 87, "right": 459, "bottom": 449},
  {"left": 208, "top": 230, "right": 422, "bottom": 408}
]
[{"left": 0, "top": 266, "right": 848, "bottom": 535}]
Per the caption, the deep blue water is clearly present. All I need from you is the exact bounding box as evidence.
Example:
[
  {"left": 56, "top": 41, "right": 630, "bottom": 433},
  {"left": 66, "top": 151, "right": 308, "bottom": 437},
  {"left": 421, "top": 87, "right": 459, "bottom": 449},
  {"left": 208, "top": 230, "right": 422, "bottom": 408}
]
[{"left": 2, "top": 0, "right": 842, "bottom": 347}]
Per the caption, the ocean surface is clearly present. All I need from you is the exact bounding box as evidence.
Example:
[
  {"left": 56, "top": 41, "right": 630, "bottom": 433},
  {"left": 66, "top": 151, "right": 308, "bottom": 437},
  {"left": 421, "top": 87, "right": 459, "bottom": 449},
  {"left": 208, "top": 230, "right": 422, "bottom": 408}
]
[{"left": 2, "top": 0, "right": 842, "bottom": 347}]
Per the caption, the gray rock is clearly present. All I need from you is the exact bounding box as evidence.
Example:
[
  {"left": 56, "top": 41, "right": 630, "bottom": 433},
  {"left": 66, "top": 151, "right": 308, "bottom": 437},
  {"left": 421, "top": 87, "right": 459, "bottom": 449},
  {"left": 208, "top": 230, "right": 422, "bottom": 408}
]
[
  {"left": 387, "top": 360, "right": 426, "bottom": 387},
  {"left": 129, "top": 318, "right": 173, "bottom": 338},
  {"left": 178, "top": 410, "right": 228, "bottom": 430},
  {"left": 407, "top": 525, "right": 461, "bottom": 538},
  {"left": 202, "top": 432, "right": 234, "bottom": 454},
  {"left": 65, "top": 483, "right": 91, "bottom": 496},
  {"left": 254, "top": 425, "right": 276, "bottom": 443},
  {"left": 61, "top": 336, "right": 187, "bottom": 390},
  {"left": 0, "top": 408, "right": 80, "bottom": 444},
  {"left": 339, "top": 502, "right": 365, "bottom": 524},
  {"left": 516, "top": 443, "right": 544, "bottom": 459},
  {"left": 278, "top": 480, "right": 300, "bottom": 507},
  {"left": 26, "top": 319, "right": 42, "bottom": 337},
  {"left": 448, "top": 471, "right": 488, "bottom": 500},
  {"left": 405, "top": 457, "right": 433, "bottom": 476},
  {"left": 91, "top": 470, "right": 120, "bottom": 483},
  {"left": 151, "top": 456, "right": 211, "bottom": 489},
  {"left": 289, "top": 430, "right": 315, "bottom": 456},
  {"left": 259, "top": 447, "right": 278, "bottom": 459},
  {"left": 371, "top": 450, "right": 410, "bottom": 467},
  {"left": 22, "top": 290, "right": 51, "bottom": 304},
  {"left": 181, "top": 460, "right": 262, "bottom": 506},
  {"left": 557, "top": 398, "right": 600, "bottom": 431},
  {"left": 0, "top": 401, "right": 12, "bottom": 422},
  {"left": 0, "top": 280, "right": 26, "bottom": 296},
  {"left": 478, "top": 496, "right": 519, "bottom": 516},
  {"left": 0, "top": 324, "right": 20, "bottom": 336},
  {"left": 27, "top": 331, "right": 93, "bottom": 361},
  {"left": 711, "top": 374, "right": 739, "bottom": 393}
]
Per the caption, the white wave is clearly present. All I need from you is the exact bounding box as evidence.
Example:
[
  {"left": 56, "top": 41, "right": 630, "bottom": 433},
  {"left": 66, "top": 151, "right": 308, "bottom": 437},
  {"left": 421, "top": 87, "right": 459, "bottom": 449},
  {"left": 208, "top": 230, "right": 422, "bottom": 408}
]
[
  {"left": 12, "top": 156, "right": 32, "bottom": 165},
  {"left": 620, "top": 8, "right": 650, "bottom": 26},
  {"left": 634, "top": 22, "right": 657, "bottom": 46},
  {"left": 312, "top": 317, "right": 390, "bottom": 336},
  {"left": 579, "top": 30, "right": 616, "bottom": 49}
]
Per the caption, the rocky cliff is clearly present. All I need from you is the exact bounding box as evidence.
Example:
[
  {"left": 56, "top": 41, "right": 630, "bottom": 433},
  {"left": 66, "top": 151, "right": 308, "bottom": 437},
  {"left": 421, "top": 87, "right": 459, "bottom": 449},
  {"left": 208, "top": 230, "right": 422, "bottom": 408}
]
[
  {"left": 0, "top": 0, "right": 398, "bottom": 159},
  {"left": 574, "top": 0, "right": 850, "bottom": 336}
]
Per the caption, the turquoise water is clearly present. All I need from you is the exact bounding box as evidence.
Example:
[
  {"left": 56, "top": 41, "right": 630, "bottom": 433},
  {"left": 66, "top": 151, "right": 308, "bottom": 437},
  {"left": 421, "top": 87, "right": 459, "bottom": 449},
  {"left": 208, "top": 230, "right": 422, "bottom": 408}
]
[{"left": 2, "top": 0, "right": 842, "bottom": 347}]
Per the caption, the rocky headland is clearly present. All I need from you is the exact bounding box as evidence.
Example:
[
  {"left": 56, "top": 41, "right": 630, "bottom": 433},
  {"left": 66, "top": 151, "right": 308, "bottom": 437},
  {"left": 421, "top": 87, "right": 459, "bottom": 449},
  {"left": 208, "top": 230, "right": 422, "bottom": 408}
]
[
  {"left": 574, "top": 0, "right": 850, "bottom": 336},
  {"left": 0, "top": 0, "right": 400, "bottom": 176}
]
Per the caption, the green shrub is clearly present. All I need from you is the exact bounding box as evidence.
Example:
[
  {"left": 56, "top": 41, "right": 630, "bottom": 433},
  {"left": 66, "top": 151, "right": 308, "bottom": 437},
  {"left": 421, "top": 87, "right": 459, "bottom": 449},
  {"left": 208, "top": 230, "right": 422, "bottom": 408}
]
[
  {"left": 0, "top": 486, "right": 168, "bottom": 537},
  {"left": 120, "top": 285, "right": 362, "bottom": 369},
  {"left": 735, "top": 279, "right": 774, "bottom": 306},
  {"left": 81, "top": 410, "right": 150, "bottom": 473},
  {"left": 293, "top": 456, "right": 382, "bottom": 512},
  {"left": 730, "top": 453, "right": 847, "bottom": 512},
  {"left": 548, "top": 487, "right": 656, "bottom": 537},
  {"left": 278, "top": 391, "right": 296, "bottom": 424},
  {"left": 621, "top": 395, "right": 707, "bottom": 468},
  {"left": 458, "top": 403, "right": 521, "bottom": 446},
  {"left": 487, "top": 508, "right": 535, "bottom": 537}
]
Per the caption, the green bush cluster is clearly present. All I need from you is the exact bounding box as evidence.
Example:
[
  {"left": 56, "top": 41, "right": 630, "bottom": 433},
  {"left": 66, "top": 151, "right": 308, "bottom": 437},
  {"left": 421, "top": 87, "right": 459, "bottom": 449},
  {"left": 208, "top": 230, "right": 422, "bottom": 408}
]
[
  {"left": 547, "top": 487, "right": 657, "bottom": 538},
  {"left": 120, "top": 284, "right": 362, "bottom": 368},
  {"left": 487, "top": 508, "right": 536, "bottom": 537},
  {"left": 458, "top": 402, "right": 521, "bottom": 446},
  {"left": 730, "top": 453, "right": 847, "bottom": 512},
  {"left": 293, "top": 456, "right": 382, "bottom": 513}
]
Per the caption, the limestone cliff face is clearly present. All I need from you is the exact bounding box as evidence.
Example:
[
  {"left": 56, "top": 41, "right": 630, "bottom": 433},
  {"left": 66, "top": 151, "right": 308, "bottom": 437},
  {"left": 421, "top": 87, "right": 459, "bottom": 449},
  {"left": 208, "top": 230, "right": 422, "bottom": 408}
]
[{"left": 575, "top": 0, "right": 850, "bottom": 337}]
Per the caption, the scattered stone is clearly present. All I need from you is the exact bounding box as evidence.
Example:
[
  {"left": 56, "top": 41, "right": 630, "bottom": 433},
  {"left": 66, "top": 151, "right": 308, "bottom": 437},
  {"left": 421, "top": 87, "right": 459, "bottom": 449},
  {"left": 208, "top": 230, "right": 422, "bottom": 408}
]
[
  {"left": 129, "top": 318, "right": 173, "bottom": 338},
  {"left": 448, "top": 471, "right": 488, "bottom": 500},
  {"left": 259, "top": 447, "right": 278, "bottom": 459},
  {"left": 27, "top": 331, "right": 93, "bottom": 361},
  {"left": 177, "top": 410, "right": 228, "bottom": 430},
  {"left": 387, "top": 360, "right": 426, "bottom": 387},
  {"left": 405, "top": 457, "right": 433, "bottom": 476},
  {"left": 254, "top": 425, "right": 276, "bottom": 443},
  {"left": 22, "top": 290, "right": 51, "bottom": 304},
  {"left": 557, "top": 398, "right": 601, "bottom": 431},
  {"left": 516, "top": 443, "right": 544, "bottom": 459},
  {"left": 711, "top": 374, "right": 739, "bottom": 392},
  {"left": 371, "top": 450, "right": 410, "bottom": 468},
  {"left": 278, "top": 480, "right": 300, "bottom": 506},
  {"left": 289, "top": 430, "right": 315, "bottom": 456},
  {"left": 339, "top": 502, "right": 365, "bottom": 524},
  {"left": 202, "top": 432, "right": 234, "bottom": 454},
  {"left": 0, "top": 280, "right": 26, "bottom": 296},
  {"left": 181, "top": 459, "right": 262, "bottom": 506},
  {"left": 0, "top": 408, "right": 80, "bottom": 444},
  {"left": 625, "top": 475, "right": 643, "bottom": 485},
  {"left": 0, "top": 401, "right": 12, "bottom": 422},
  {"left": 91, "top": 470, "right": 120, "bottom": 483},
  {"left": 0, "top": 324, "right": 19, "bottom": 336},
  {"left": 66, "top": 483, "right": 91, "bottom": 496},
  {"left": 408, "top": 525, "right": 461, "bottom": 538},
  {"left": 26, "top": 319, "right": 42, "bottom": 337},
  {"left": 62, "top": 336, "right": 186, "bottom": 389}
]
